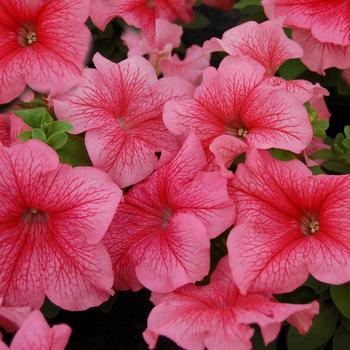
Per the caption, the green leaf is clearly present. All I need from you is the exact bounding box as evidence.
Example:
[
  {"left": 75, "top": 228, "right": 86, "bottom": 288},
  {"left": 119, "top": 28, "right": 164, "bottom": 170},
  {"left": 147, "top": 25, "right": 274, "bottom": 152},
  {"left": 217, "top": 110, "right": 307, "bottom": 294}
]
[
  {"left": 57, "top": 134, "right": 91, "bottom": 166},
  {"left": 269, "top": 148, "right": 296, "bottom": 161},
  {"left": 340, "top": 316, "right": 350, "bottom": 333},
  {"left": 31, "top": 128, "right": 47, "bottom": 142},
  {"left": 275, "top": 287, "right": 315, "bottom": 304},
  {"left": 322, "top": 160, "right": 350, "bottom": 174},
  {"left": 41, "top": 298, "right": 60, "bottom": 319},
  {"left": 304, "top": 276, "right": 329, "bottom": 295},
  {"left": 278, "top": 59, "right": 308, "bottom": 80},
  {"left": 331, "top": 283, "right": 350, "bottom": 318},
  {"left": 47, "top": 132, "right": 68, "bottom": 150},
  {"left": 235, "top": 0, "right": 261, "bottom": 9},
  {"left": 18, "top": 130, "right": 33, "bottom": 142},
  {"left": 309, "top": 149, "right": 336, "bottom": 161},
  {"left": 14, "top": 107, "right": 52, "bottom": 128},
  {"left": 47, "top": 121, "right": 72, "bottom": 137},
  {"left": 287, "top": 303, "right": 338, "bottom": 350},
  {"left": 183, "top": 12, "right": 210, "bottom": 29},
  {"left": 333, "top": 326, "right": 350, "bottom": 350}
]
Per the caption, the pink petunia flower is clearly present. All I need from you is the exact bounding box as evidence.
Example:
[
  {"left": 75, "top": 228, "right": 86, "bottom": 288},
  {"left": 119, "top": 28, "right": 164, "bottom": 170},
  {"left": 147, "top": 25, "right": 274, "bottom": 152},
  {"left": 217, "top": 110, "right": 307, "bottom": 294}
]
[
  {"left": 292, "top": 29, "right": 350, "bottom": 75},
  {"left": 103, "top": 134, "right": 235, "bottom": 293},
  {"left": 204, "top": 19, "right": 303, "bottom": 76},
  {"left": 122, "top": 18, "right": 183, "bottom": 74},
  {"left": 90, "top": 0, "right": 194, "bottom": 45},
  {"left": 160, "top": 45, "right": 211, "bottom": 85},
  {"left": 0, "top": 0, "right": 91, "bottom": 104},
  {"left": 53, "top": 53, "right": 194, "bottom": 188},
  {"left": 0, "top": 297, "right": 31, "bottom": 333},
  {"left": 0, "top": 310, "right": 71, "bottom": 350},
  {"left": 164, "top": 57, "right": 312, "bottom": 175},
  {"left": 228, "top": 148, "right": 350, "bottom": 294},
  {"left": 144, "top": 256, "right": 319, "bottom": 350},
  {"left": 262, "top": 0, "right": 350, "bottom": 46},
  {"left": 0, "top": 140, "right": 122, "bottom": 310},
  {"left": 0, "top": 114, "right": 28, "bottom": 147}
]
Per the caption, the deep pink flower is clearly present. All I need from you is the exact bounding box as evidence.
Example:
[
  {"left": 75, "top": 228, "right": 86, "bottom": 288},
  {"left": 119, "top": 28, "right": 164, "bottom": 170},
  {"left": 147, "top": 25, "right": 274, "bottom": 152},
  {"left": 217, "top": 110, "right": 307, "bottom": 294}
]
[
  {"left": 292, "top": 29, "right": 350, "bottom": 75},
  {"left": 122, "top": 18, "right": 183, "bottom": 73},
  {"left": 0, "top": 297, "right": 31, "bottom": 333},
  {"left": 0, "top": 310, "right": 71, "bottom": 350},
  {"left": 0, "top": 140, "right": 122, "bottom": 310},
  {"left": 228, "top": 148, "right": 350, "bottom": 294},
  {"left": 0, "top": 0, "right": 91, "bottom": 104},
  {"left": 0, "top": 114, "right": 27, "bottom": 147},
  {"left": 90, "top": 0, "right": 194, "bottom": 45},
  {"left": 202, "top": 0, "right": 234, "bottom": 10},
  {"left": 144, "top": 257, "right": 319, "bottom": 350},
  {"left": 54, "top": 53, "right": 194, "bottom": 188},
  {"left": 204, "top": 19, "right": 303, "bottom": 76},
  {"left": 103, "top": 134, "right": 235, "bottom": 293},
  {"left": 263, "top": 0, "right": 350, "bottom": 46},
  {"left": 160, "top": 45, "right": 211, "bottom": 85},
  {"left": 164, "top": 57, "right": 312, "bottom": 174}
]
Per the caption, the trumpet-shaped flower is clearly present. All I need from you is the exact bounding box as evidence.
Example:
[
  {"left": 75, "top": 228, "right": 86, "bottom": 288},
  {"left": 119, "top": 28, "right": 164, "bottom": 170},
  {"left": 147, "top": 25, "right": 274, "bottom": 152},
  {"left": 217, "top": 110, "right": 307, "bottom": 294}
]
[
  {"left": 0, "top": 0, "right": 91, "bottom": 104},
  {"left": 0, "top": 114, "right": 27, "bottom": 147},
  {"left": 0, "top": 310, "right": 71, "bottom": 350},
  {"left": 103, "top": 135, "right": 235, "bottom": 293},
  {"left": 204, "top": 19, "right": 303, "bottom": 76},
  {"left": 262, "top": 0, "right": 350, "bottom": 46},
  {"left": 164, "top": 57, "right": 312, "bottom": 174},
  {"left": 0, "top": 140, "right": 122, "bottom": 310},
  {"left": 53, "top": 53, "right": 194, "bottom": 188},
  {"left": 228, "top": 149, "right": 350, "bottom": 294},
  {"left": 144, "top": 257, "right": 319, "bottom": 350},
  {"left": 0, "top": 297, "right": 31, "bottom": 333},
  {"left": 90, "top": 0, "right": 194, "bottom": 45}
]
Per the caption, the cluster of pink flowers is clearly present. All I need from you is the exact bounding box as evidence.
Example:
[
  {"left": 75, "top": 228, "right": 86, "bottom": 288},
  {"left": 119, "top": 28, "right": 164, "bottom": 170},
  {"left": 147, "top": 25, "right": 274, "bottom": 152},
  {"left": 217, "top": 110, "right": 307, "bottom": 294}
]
[{"left": 0, "top": 0, "right": 349, "bottom": 349}]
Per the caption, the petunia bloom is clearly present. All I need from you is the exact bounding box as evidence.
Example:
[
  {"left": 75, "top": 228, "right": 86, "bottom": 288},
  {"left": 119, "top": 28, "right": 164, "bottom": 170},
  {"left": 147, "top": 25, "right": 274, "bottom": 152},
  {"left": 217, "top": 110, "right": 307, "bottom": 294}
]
[
  {"left": 0, "top": 310, "right": 71, "bottom": 350},
  {"left": 144, "top": 257, "right": 319, "bottom": 350},
  {"left": 122, "top": 18, "right": 183, "bottom": 74},
  {"left": 228, "top": 148, "right": 350, "bottom": 294},
  {"left": 0, "top": 297, "right": 31, "bottom": 333},
  {"left": 164, "top": 57, "right": 312, "bottom": 174},
  {"left": 53, "top": 53, "right": 194, "bottom": 188},
  {"left": 160, "top": 45, "right": 210, "bottom": 85},
  {"left": 0, "top": 140, "right": 122, "bottom": 310},
  {"left": 0, "top": 0, "right": 91, "bottom": 104},
  {"left": 103, "top": 134, "right": 235, "bottom": 293},
  {"left": 0, "top": 114, "right": 27, "bottom": 147},
  {"left": 204, "top": 19, "right": 303, "bottom": 76},
  {"left": 90, "top": 0, "right": 194, "bottom": 45},
  {"left": 262, "top": 0, "right": 350, "bottom": 46}
]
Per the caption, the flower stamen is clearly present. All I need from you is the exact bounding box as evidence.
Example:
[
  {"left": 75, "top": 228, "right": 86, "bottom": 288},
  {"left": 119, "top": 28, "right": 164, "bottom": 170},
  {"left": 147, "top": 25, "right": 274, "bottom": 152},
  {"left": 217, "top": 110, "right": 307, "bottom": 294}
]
[
  {"left": 26, "top": 31, "right": 37, "bottom": 45},
  {"left": 238, "top": 128, "right": 248, "bottom": 138}
]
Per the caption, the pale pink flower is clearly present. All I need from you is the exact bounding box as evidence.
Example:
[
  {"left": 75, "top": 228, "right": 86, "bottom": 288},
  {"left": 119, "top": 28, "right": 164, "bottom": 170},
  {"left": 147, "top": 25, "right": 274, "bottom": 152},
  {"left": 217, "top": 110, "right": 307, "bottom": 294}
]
[
  {"left": 0, "top": 310, "right": 71, "bottom": 350},
  {"left": 122, "top": 18, "right": 183, "bottom": 73},
  {"left": 0, "top": 0, "right": 91, "bottom": 104},
  {"left": 160, "top": 45, "right": 211, "bottom": 85},
  {"left": 204, "top": 19, "right": 303, "bottom": 76},
  {"left": 0, "top": 297, "right": 31, "bottom": 333},
  {"left": 0, "top": 114, "right": 27, "bottom": 147},
  {"left": 164, "top": 57, "right": 312, "bottom": 174},
  {"left": 0, "top": 140, "right": 122, "bottom": 310},
  {"left": 103, "top": 134, "right": 235, "bottom": 293},
  {"left": 144, "top": 257, "right": 319, "bottom": 350},
  {"left": 292, "top": 29, "right": 350, "bottom": 75},
  {"left": 228, "top": 148, "right": 350, "bottom": 294},
  {"left": 53, "top": 53, "right": 194, "bottom": 188},
  {"left": 90, "top": 0, "right": 194, "bottom": 45},
  {"left": 262, "top": 0, "right": 350, "bottom": 46}
]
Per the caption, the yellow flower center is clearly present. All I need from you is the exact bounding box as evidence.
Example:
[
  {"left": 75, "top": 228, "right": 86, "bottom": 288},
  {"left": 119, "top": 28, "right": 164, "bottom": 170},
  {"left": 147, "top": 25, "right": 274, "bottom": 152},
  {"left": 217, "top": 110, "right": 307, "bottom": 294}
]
[
  {"left": 26, "top": 31, "right": 37, "bottom": 45},
  {"left": 238, "top": 128, "right": 248, "bottom": 138}
]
